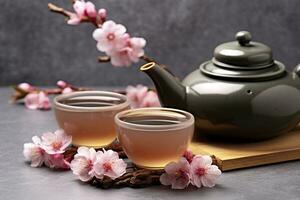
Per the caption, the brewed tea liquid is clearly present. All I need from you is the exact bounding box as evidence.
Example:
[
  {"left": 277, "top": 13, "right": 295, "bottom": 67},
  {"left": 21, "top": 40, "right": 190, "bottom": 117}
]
[
  {"left": 118, "top": 116, "right": 194, "bottom": 169},
  {"left": 55, "top": 97, "right": 128, "bottom": 148}
]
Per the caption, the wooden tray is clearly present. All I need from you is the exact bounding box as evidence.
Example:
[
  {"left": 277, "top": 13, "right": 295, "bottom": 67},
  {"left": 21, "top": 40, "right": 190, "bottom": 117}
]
[{"left": 189, "top": 127, "right": 300, "bottom": 171}]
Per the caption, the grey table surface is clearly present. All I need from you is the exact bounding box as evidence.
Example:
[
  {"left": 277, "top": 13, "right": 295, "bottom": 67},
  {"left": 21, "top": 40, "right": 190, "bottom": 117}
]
[{"left": 0, "top": 87, "right": 300, "bottom": 200}]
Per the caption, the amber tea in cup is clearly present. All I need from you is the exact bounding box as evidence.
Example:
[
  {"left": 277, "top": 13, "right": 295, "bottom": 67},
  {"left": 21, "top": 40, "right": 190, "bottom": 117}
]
[
  {"left": 115, "top": 108, "right": 194, "bottom": 169},
  {"left": 54, "top": 91, "right": 130, "bottom": 148}
]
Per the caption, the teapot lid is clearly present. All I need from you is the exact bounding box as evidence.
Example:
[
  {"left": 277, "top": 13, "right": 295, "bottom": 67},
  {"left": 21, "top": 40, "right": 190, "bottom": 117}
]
[{"left": 200, "top": 31, "right": 286, "bottom": 81}]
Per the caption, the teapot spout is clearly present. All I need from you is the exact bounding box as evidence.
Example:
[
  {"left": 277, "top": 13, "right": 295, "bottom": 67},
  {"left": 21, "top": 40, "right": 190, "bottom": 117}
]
[{"left": 140, "top": 62, "right": 186, "bottom": 109}]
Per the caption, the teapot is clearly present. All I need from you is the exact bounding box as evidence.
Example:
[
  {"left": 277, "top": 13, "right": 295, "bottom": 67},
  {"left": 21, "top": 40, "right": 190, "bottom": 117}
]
[{"left": 140, "top": 31, "right": 300, "bottom": 140}]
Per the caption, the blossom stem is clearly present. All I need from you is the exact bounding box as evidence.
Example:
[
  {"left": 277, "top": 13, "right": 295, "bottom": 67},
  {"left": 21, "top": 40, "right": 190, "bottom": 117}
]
[{"left": 48, "top": 3, "right": 71, "bottom": 18}]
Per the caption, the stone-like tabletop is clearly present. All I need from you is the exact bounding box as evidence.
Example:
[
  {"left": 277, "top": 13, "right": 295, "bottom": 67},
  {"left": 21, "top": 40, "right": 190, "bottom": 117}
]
[{"left": 0, "top": 87, "right": 299, "bottom": 200}]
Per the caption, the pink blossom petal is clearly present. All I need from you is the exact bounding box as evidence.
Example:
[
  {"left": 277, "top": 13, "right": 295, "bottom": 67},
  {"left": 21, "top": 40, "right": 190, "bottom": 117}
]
[
  {"left": 193, "top": 155, "right": 212, "bottom": 167},
  {"left": 37, "top": 92, "right": 51, "bottom": 110},
  {"left": 183, "top": 150, "right": 194, "bottom": 163},
  {"left": 85, "top": 1, "right": 97, "bottom": 18},
  {"left": 160, "top": 157, "right": 190, "bottom": 189},
  {"left": 93, "top": 20, "right": 128, "bottom": 54},
  {"left": 23, "top": 140, "right": 44, "bottom": 167},
  {"left": 140, "top": 91, "right": 161, "bottom": 107},
  {"left": 114, "top": 24, "right": 126, "bottom": 36},
  {"left": 200, "top": 176, "right": 215, "bottom": 187},
  {"left": 171, "top": 172, "right": 190, "bottom": 189},
  {"left": 40, "top": 130, "right": 72, "bottom": 154},
  {"left": 76, "top": 147, "right": 96, "bottom": 162},
  {"left": 191, "top": 174, "right": 202, "bottom": 188},
  {"left": 159, "top": 173, "right": 174, "bottom": 186},
  {"left": 102, "top": 20, "right": 116, "bottom": 30},
  {"left": 44, "top": 154, "right": 70, "bottom": 169},
  {"left": 94, "top": 149, "right": 127, "bottom": 180},
  {"left": 126, "top": 85, "right": 160, "bottom": 108},
  {"left": 130, "top": 37, "right": 146, "bottom": 48},
  {"left": 24, "top": 93, "right": 39, "bottom": 110},
  {"left": 110, "top": 51, "right": 132, "bottom": 67},
  {"left": 62, "top": 87, "right": 73, "bottom": 94},
  {"left": 70, "top": 147, "right": 97, "bottom": 182},
  {"left": 98, "top": 8, "right": 107, "bottom": 22},
  {"left": 18, "top": 83, "right": 33, "bottom": 92},
  {"left": 73, "top": 0, "right": 86, "bottom": 19},
  {"left": 32, "top": 136, "right": 41, "bottom": 145},
  {"left": 56, "top": 80, "right": 67, "bottom": 88},
  {"left": 70, "top": 156, "right": 94, "bottom": 182},
  {"left": 67, "top": 13, "right": 81, "bottom": 25},
  {"left": 164, "top": 161, "right": 180, "bottom": 174},
  {"left": 190, "top": 155, "right": 221, "bottom": 188}
]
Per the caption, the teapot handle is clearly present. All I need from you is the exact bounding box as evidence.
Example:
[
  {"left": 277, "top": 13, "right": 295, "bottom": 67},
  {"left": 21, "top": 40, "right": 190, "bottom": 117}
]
[{"left": 293, "top": 64, "right": 300, "bottom": 76}]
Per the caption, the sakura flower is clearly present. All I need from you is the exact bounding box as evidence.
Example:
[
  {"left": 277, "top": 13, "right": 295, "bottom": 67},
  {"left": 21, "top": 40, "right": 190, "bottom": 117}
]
[
  {"left": 56, "top": 80, "right": 67, "bottom": 88},
  {"left": 98, "top": 8, "right": 107, "bottom": 22},
  {"left": 23, "top": 136, "right": 45, "bottom": 167},
  {"left": 18, "top": 82, "right": 34, "bottom": 92},
  {"left": 94, "top": 149, "right": 127, "bottom": 180},
  {"left": 160, "top": 157, "right": 191, "bottom": 189},
  {"left": 126, "top": 85, "right": 161, "bottom": 108},
  {"left": 44, "top": 153, "right": 70, "bottom": 169},
  {"left": 93, "top": 20, "right": 126, "bottom": 52},
  {"left": 126, "top": 84, "right": 148, "bottom": 108},
  {"left": 109, "top": 36, "right": 146, "bottom": 67},
  {"left": 140, "top": 90, "right": 161, "bottom": 107},
  {"left": 40, "top": 129, "right": 72, "bottom": 155},
  {"left": 127, "top": 37, "right": 146, "bottom": 62},
  {"left": 85, "top": 1, "right": 97, "bottom": 18},
  {"left": 190, "top": 155, "right": 221, "bottom": 188},
  {"left": 67, "top": 0, "right": 97, "bottom": 25},
  {"left": 70, "top": 147, "right": 97, "bottom": 182},
  {"left": 24, "top": 92, "right": 51, "bottom": 110},
  {"left": 183, "top": 150, "right": 195, "bottom": 163},
  {"left": 62, "top": 87, "right": 73, "bottom": 94}
]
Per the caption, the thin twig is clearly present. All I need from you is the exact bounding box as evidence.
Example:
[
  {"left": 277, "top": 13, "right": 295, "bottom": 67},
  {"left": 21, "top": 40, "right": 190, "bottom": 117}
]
[
  {"left": 48, "top": 3, "right": 100, "bottom": 27},
  {"left": 140, "top": 54, "right": 156, "bottom": 63},
  {"left": 48, "top": 3, "right": 71, "bottom": 18}
]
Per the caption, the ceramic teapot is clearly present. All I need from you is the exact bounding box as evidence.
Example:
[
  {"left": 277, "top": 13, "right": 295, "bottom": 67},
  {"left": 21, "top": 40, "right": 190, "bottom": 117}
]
[{"left": 140, "top": 31, "right": 300, "bottom": 141}]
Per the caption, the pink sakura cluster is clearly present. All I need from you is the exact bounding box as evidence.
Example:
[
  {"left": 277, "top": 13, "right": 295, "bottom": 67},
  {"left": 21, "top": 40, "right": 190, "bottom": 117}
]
[
  {"left": 67, "top": 0, "right": 146, "bottom": 67},
  {"left": 23, "top": 130, "right": 127, "bottom": 180},
  {"left": 23, "top": 130, "right": 221, "bottom": 189},
  {"left": 67, "top": 0, "right": 106, "bottom": 25},
  {"left": 70, "top": 147, "right": 127, "bottom": 181},
  {"left": 18, "top": 81, "right": 73, "bottom": 110},
  {"left": 92, "top": 21, "right": 146, "bottom": 67},
  {"left": 23, "top": 130, "right": 72, "bottom": 169},
  {"left": 160, "top": 150, "right": 222, "bottom": 189},
  {"left": 56, "top": 80, "right": 74, "bottom": 94},
  {"left": 126, "top": 84, "right": 161, "bottom": 108}
]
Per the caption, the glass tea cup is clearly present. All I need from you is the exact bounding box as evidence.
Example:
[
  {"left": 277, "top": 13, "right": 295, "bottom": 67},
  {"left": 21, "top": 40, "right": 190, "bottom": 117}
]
[
  {"left": 115, "top": 107, "right": 195, "bottom": 169},
  {"left": 53, "top": 91, "right": 130, "bottom": 148}
]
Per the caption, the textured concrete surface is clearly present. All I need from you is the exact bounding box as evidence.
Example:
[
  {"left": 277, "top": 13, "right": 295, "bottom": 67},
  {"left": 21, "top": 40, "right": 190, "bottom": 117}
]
[
  {"left": 0, "top": 0, "right": 300, "bottom": 86},
  {"left": 0, "top": 87, "right": 300, "bottom": 200}
]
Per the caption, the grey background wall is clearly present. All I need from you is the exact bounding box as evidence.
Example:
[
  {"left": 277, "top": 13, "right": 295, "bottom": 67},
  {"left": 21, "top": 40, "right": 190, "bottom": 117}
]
[{"left": 0, "top": 0, "right": 300, "bottom": 86}]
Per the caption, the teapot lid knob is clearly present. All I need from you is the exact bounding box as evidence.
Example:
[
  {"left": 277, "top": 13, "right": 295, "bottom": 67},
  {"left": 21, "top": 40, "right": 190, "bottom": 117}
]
[{"left": 235, "top": 31, "right": 252, "bottom": 46}]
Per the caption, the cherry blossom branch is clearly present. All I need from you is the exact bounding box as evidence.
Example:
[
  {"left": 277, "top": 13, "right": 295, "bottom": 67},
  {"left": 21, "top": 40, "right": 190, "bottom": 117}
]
[
  {"left": 48, "top": 1, "right": 159, "bottom": 66},
  {"left": 10, "top": 81, "right": 88, "bottom": 103},
  {"left": 48, "top": 3, "right": 101, "bottom": 27}
]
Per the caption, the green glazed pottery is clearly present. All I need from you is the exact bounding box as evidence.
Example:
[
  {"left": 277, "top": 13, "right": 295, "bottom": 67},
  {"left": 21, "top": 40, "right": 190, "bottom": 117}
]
[{"left": 140, "top": 31, "right": 300, "bottom": 141}]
